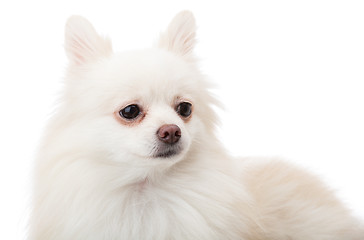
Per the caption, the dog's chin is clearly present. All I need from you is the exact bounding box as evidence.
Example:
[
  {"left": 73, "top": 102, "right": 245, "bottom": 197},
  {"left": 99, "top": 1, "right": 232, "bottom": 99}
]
[{"left": 152, "top": 144, "right": 184, "bottom": 160}]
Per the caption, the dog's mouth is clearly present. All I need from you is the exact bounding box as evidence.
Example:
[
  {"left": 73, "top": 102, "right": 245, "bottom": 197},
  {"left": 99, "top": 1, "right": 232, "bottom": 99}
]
[{"left": 153, "top": 144, "right": 183, "bottom": 159}]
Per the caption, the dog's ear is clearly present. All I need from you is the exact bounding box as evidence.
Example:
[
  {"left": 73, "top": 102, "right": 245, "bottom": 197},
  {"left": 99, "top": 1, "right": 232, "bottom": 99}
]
[
  {"left": 65, "top": 16, "right": 112, "bottom": 65},
  {"left": 158, "top": 11, "right": 196, "bottom": 59}
]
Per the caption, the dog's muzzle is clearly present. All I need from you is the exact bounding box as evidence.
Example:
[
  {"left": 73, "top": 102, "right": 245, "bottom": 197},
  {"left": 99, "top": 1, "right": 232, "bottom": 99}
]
[{"left": 154, "top": 124, "right": 183, "bottom": 158}]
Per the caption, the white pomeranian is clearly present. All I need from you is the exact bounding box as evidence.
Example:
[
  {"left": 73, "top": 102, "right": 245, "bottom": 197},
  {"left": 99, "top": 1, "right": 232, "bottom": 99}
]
[{"left": 30, "top": 11, "right": 363, "bottom": 240}]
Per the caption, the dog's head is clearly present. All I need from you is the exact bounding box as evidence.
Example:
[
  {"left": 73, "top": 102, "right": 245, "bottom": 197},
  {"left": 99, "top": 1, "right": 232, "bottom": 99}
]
[{"left": 62, "top": 12, "right": 220, "bottom": 175}]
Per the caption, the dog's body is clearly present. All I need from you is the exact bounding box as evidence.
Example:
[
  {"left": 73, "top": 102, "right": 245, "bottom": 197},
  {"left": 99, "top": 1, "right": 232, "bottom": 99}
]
[{"left": 30, "top": 11, "right": 363, "bottom": 239}]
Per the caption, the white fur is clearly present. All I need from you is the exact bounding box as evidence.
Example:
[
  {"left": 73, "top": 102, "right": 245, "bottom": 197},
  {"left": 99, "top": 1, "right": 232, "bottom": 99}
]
[{"left": 29, "top": 11, "right": 364, "bottom": 240}]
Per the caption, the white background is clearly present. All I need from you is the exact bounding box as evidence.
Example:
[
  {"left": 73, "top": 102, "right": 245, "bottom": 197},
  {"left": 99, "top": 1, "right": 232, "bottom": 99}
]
[{"left": 1, "top": 1, "right": 363, "bottom": 239}]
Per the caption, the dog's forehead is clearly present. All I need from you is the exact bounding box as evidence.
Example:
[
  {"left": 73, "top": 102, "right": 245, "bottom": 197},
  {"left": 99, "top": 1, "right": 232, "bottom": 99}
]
[
  {"left": 104, "top": 49, "right": 199, "bottom": 99},
  {"left": 113, "top": 49, "right": 191, "bottom": 77}
]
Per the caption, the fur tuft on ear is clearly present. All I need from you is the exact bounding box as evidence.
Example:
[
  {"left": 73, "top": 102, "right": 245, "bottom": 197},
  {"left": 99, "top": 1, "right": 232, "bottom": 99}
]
[
  {"left": 158, "top": 11, "right": 196, "bottom": 58},
  {"left": 65, "top": 16, "right": 112, "bottom": 65}
]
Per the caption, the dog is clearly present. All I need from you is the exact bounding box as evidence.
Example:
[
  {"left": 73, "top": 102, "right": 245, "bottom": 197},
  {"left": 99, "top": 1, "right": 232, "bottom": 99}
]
[{"left": 29, "top": 11, "right": 364, "bottom": 239}]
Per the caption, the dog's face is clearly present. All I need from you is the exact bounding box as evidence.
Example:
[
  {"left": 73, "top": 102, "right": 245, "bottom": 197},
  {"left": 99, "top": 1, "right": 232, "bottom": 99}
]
[{"left": 62, "top": 12, "right": 219, "bottom": 173}]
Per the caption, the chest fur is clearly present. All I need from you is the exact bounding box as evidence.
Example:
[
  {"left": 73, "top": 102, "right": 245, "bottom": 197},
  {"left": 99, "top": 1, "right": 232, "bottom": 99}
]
[{"left": 107, "top": 185, "right": 248, "bottom": 240}]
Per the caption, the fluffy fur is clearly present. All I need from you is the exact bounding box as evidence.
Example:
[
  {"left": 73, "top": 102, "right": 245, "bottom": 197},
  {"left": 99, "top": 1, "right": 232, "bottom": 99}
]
[{"left": 30, "top": 11, "right": 364, "bottom": 239}]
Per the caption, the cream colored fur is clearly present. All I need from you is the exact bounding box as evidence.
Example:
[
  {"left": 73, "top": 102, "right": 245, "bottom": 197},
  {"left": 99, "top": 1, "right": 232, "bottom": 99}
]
[{"left": 29, "top": 11, "right": 364, "bottom": 240}]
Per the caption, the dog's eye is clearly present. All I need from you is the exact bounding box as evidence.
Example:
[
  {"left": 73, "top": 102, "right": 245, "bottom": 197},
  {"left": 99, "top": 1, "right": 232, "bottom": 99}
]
[
  {"left": 176, "top": 102, "right": 192, "bottom": 118},
  {"left": 119, "top": 104, "right": 141, "bottom": 120}
]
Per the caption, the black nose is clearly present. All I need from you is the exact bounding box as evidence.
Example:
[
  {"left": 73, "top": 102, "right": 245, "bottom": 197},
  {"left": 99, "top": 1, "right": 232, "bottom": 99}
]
[{"left": 157, "top": 124, "right": 181, "bottom": 144}]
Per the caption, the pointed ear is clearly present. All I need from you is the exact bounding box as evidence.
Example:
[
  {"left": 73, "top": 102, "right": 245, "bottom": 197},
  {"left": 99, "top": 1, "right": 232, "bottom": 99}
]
[
  {"left": 158, "top": 11, "right": 196, "bottom": 58},
  {"left": 65, "top": 16, "right": 112, "bottom": 65}
]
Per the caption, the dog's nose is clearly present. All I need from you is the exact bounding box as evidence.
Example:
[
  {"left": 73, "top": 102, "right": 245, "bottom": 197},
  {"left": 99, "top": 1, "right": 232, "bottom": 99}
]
[{"left": 157, "top": 124, "right": 181, "bottom": 144}]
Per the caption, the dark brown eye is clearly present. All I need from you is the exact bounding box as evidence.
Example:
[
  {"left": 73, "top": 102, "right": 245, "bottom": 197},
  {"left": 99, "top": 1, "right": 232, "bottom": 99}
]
[
  {"left": 176, "top": 102, "right": 192, "bottom": 118},
  {"left": 119, "top": 104, "right": 141, "bottom": 120}
]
